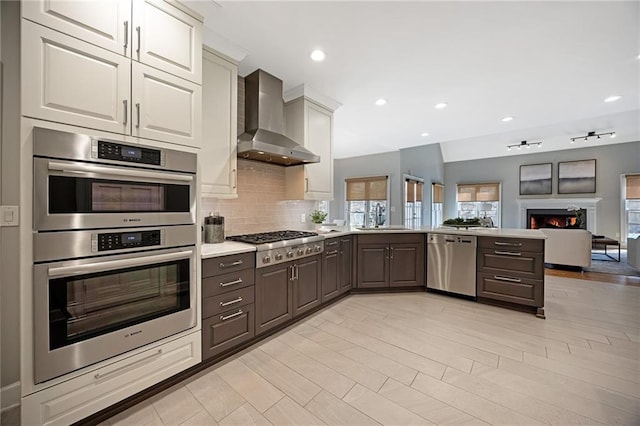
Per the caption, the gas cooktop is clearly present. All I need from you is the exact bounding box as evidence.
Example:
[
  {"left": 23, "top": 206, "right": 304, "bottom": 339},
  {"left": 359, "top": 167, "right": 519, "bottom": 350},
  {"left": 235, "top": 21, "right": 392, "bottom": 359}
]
[{"left": 226, "top": 230, "right": 319, "bottom": 245}]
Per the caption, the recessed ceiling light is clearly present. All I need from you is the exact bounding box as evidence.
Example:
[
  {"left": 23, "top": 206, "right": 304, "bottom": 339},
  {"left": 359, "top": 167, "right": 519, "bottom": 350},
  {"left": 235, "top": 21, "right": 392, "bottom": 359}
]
[
  {"left": 501, "top": 116, "right": 514, "bottom": 122},
  {"left": 434, "top": 102, "right": 448, "bottom": 109},
  {"left": 604, "top": 95, "right": 622, "bottom": 103},
  {"left": 282, "top": 156, "right": 289, "bottom": 159},
  {"left": 375, "top": 98, "right": 387, "bottom": 106},
  {"left": 257, "top": 151, "right": 264, "bottom": 154},
  {"left": 420, "top": 132, "right": 429, "bottom": 137},
  {"left": 310, "top": 49, "right": 326, "bottom": 62}
]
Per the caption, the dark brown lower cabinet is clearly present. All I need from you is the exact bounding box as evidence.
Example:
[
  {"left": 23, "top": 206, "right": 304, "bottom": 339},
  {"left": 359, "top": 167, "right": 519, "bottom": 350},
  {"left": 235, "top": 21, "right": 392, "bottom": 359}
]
[
  {"left": 339, "top": 236, "right": 353, "bottom": 294},
  {"left": 322, "top": 242, "right": 340, "bottom": 301},
  {"left": 476, "top": 236, "right": 545, "bottom": 318},
  {"left": 202, "top": 304, "right": 255, "bottom": 359},
  {"left": 293, "top": 255, "right": 322, "bottom": 316},
  {"left": 255, "top": 263, "right": 293, "bottom": 335},
  {"left": 356, "top": 234, "right": 425, "bottom": 288}
]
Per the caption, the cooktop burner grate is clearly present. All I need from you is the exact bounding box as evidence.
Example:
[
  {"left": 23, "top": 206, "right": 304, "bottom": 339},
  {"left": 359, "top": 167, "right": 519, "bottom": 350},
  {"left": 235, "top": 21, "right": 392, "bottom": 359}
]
[{"left": 226, "top": 230, "right": 319, "bottom": 245}]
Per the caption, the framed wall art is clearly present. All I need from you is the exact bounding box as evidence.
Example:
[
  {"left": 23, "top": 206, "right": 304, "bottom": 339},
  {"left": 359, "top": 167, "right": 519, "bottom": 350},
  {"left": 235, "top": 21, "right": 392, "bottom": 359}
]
[
  {"left": 558, "top": 159, "right": 596, "bottom": 194},
  {"left": 519, "top": 163, "right": 552, "bottom": 195}
]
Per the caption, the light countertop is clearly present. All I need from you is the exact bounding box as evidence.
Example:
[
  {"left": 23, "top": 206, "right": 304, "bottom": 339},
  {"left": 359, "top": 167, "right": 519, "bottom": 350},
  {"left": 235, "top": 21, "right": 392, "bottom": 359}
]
[
  {"left": 201, "top": 227, "right": 545, "bottom": 258},
  {"left": 201, "top": 241, "right": 256, "bottom": 259}
]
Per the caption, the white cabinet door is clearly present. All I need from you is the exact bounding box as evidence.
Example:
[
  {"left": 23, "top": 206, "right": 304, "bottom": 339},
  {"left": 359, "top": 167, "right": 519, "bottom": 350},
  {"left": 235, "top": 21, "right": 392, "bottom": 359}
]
[
  {"left": 22, "top": 0, "right": 132, "bottom": 57},
  {"left": 131, "top": 62, "right": 201, "bottom": 147},
  {"left": 201, "top": 48, "right": 238, "bottom": 198},
  {"left": 22, "top": 20, "right": 131, "bottom": 135},
  {"left": 305, "top": 102, "right": 333, "bottom": 199},
  {"left": 133, "top": 0, "right": 202, "bottom": 84}
]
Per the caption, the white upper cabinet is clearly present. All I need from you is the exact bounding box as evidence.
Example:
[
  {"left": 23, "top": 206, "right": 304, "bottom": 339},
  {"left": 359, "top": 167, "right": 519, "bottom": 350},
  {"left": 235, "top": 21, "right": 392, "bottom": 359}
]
[
  {"left": 21, "top": 0, "right": 203, "bottom": 147},
  {"left": 22, "top": 20, "right": 131, "bottom": 135},
  {"left": 22, "top": 0, "right": 202, "bottom": 84},
  {"left": 131, "top": 62, "right": 201, "bottom": 147},
  {"left": 133, "top": 0, "right": 202, "bottom": 84},
  {"left": 22, "top": 0, "right": 131, "bottom": 57},
  {"left": 284, "top": 97, "right": 334, "bottom": 200},
  {"left": 200, "top": 47, "right": 238, "bottom": 198}
]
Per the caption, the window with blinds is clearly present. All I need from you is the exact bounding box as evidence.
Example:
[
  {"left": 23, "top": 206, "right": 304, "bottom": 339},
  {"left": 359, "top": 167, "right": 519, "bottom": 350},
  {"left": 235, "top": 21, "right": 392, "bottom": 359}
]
[
  {"left": 345, "top": 176, "right": 389, "bottom": 227},
  {"left": 431, "top": 183, "right": 444, "bottom": 227},
  {"left": 625, "top": 175, "right": 640, "bottom": 240},
  {"left": 404, "top": 178, "right": 423, "bottom": 228},
  {"left": 456, "top": 182, "right": 501, "bottom": 226}
]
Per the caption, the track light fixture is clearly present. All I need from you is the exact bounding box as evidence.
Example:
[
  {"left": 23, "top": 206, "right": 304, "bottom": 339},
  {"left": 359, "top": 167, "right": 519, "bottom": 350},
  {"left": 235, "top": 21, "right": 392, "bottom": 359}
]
[
  {"left": 507, "top": 140, "right": 542, "bottom": 151},
  {"left": 570, "top": 130, "right": 616, "bottom": 143}
]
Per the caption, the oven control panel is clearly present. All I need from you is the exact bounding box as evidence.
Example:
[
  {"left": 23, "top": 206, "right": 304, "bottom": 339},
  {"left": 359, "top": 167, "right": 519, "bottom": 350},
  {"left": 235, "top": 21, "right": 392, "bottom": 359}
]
[
  {"left": 94, "top": 141, "right": 165, "bottom": 166},
  {"left": 258, "top": 241, "right": 324, "bottom": 268},
  {"left": 93, "top": 230, "right": 164, "bottom": 252}
]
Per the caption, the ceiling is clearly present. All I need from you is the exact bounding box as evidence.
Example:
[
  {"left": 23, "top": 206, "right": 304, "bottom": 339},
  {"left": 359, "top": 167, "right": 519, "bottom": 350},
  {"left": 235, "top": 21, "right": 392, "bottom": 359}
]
[{"left": 184, "top": 1, "right": 640, "bottom": 162}]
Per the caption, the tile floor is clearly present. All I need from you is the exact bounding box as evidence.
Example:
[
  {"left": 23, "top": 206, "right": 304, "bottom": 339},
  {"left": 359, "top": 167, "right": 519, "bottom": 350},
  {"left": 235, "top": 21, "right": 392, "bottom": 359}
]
[{"left": 91, "top": 275, "right": 640, "bottom": 426}]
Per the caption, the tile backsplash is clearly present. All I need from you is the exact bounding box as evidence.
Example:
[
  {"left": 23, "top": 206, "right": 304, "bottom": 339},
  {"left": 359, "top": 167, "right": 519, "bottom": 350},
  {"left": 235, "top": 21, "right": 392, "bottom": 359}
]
[{"left": 201, "top": 159, "right": 318, "bottom": 235}]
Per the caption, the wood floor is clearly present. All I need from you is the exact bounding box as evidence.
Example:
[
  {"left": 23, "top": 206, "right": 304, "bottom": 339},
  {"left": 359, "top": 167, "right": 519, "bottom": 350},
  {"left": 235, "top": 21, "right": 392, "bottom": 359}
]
[
  {"left": 545, "top": 267, "right": 640, "bottom": 287},
  {"left": 93, "top": 275, "right": 640, "bottom": 426}
]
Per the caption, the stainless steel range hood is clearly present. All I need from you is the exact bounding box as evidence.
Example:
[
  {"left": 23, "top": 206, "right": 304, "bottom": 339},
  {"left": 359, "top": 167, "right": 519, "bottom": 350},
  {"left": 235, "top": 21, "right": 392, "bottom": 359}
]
[{"left": 238, "top": 69, "right": 320, "bottom": 166}]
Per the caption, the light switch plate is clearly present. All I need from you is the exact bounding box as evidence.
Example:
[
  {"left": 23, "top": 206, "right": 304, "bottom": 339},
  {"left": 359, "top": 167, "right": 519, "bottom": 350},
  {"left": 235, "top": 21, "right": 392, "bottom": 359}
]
[
  {"left": 300, "top": 213, "right": 306, "bottom": 223},
  {"left": 0, "top": 205, "right": 19, "bottom": 227}
]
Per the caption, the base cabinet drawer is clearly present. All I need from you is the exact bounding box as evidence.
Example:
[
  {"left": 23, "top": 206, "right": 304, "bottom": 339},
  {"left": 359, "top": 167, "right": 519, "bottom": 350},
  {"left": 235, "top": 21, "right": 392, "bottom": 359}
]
[
  {"left": 203, "top": 285, "right": 255, "bottom": 318},
  {"left": 477, "top": 249, "right": 544, "bottom": 277},
  {"left": 202, "top": 268, "right": 255, "bottom": 298},
  {"left": 21, "top": 332, "right": 200, "bottom": 426},
  {"left": 477, "top": 273, "right": 543, "bottom": 307},
  {"left": 478, "top": 236, "right": 543, "bottom": 252},
  {"left": 202, "top": 304, "right": 255, "bottom": 360},
  {"left": 202, "top": 252, "right": 255, "bottom": 278}
]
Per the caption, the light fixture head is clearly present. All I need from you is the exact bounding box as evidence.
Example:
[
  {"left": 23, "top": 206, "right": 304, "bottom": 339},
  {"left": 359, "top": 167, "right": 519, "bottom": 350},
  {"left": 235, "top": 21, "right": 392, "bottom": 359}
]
[
  {"left": 506, "top": 140, "right": 542, "bottom": 151},
  {"left": 570, "top": 130, "right": 616, "bottom": 143},
  {"left": 310, "top": 49, "right": 326, "bottom": 62}
]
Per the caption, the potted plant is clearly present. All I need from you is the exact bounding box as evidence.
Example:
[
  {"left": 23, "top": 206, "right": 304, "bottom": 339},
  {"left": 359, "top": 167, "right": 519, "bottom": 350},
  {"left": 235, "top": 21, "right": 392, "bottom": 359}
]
[{"left": 310, "top": 210, "right": 328, "bottom": 225}]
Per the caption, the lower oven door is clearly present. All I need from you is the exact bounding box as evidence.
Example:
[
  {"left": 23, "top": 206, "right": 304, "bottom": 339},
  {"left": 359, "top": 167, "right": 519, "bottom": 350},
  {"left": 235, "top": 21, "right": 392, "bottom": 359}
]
[{"left": 33, "top": 246, "right": 197, "bottom": 384}]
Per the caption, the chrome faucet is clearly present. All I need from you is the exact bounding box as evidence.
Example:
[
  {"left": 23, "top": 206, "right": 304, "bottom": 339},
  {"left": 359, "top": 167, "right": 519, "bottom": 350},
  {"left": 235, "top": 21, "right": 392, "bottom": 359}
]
[{"left": 374, "top": 203, "right": 383, "bottom": 228}]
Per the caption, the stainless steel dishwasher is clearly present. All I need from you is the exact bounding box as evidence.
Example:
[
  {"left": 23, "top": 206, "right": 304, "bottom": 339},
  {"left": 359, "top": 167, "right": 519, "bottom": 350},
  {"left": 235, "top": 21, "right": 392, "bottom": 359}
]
[{"left": 427, "top": 233, "right": 477, "bottom": 297}]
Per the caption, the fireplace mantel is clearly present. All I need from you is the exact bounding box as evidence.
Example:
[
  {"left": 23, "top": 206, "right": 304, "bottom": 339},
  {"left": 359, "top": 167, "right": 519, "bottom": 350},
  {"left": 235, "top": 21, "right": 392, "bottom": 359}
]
[{"left": 519, "top": 198, "right": 601, "bottom": 234}]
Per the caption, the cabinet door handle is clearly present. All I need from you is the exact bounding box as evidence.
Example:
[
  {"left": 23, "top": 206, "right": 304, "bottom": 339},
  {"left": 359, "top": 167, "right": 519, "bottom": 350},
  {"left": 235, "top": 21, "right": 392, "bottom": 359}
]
[
  {"left": 326, "top": 250, "right": 338, "bottom": 256},
  {"left": 123, "top": 99, "right": 128, "bottom": 125},
  {"left": 232, "top": 168, "right": 237, "bottom": 189},
  {"left": 220, "top": 310, "right": 243, "bottom": 321},
  {"left": 94, "top": 349, "right": 162, "bottom": 381},
  {"left": 219, "top": 278, "right": 243, "bottom": 288},
  {"left": 219, "top": 260, "right": 243, "bottom": 269},
  {"left": 494, "top": 275, "right": 522, "bottom": 283},
  {"left": 135, "top": 102, "right": 141, "bottom": 128},
  {"left": 294, "top": 265, "right": 299, "bottom": 280},
  {"left": 136, "top": 26, "right": 141, "bottom": 55},
  {"left": 494, "top": 250, "right": 522, "bottom": 256},
  {"left": 289, "top": 265, "right": 294, "bottom": 281},
  {"left": 390, "top": 247, "right": 394, "bottom": 259},
  {"left": 123, "top": 21, "right": 129, "bottom": 51},
  {"left": 220, "top": 297, "right": 243, "bottom": 307},
  {"left": 495, "top": 241, "right": 522, "bottom": 247},
  {"left": 305, "top": 178, "right": 309, "bottom": 193}
]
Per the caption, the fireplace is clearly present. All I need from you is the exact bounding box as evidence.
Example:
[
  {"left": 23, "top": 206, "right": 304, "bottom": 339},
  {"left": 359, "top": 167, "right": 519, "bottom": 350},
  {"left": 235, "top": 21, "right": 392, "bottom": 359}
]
[{"left": 527, "top": 208, "right": 586, "bottom": 230}]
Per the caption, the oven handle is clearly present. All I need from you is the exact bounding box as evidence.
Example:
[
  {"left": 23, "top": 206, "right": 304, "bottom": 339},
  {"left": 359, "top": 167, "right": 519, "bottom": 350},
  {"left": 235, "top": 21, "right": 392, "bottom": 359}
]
[
  {"left": 48, "top": 250, "right": 193, "bottom": 278},
  {"left": 47, "top": 161, "right": 193, "bottom": 183}
]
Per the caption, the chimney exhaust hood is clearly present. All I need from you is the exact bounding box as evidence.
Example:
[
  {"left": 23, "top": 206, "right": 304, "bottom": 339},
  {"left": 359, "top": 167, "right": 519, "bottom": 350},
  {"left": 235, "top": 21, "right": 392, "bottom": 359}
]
[{"left": 238, "top": 69, "right": 320, "bottom": 166}]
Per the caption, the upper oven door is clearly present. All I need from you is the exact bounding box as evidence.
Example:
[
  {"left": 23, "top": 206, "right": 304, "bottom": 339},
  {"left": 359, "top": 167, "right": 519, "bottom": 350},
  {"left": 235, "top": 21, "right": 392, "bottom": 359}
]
[{"left": 34, "top": 157, "right": 196, "bottom": 231}]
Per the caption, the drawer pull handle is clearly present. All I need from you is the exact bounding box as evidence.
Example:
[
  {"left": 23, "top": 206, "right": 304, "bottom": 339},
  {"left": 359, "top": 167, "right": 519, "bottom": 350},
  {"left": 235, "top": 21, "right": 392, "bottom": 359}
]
[
  {"left": 220, "top": 310, "right": 243, "bottom": 321},
  {"left": 220, "top": 297, "right": 243, "bottom": 307},
  {"left": 94, "top": 349, "right": 162, "bottom": 380},
  {"left": 494, "top": 275, "right": 522, "bottom": 283},
  {"left": 220, "top": 278, "right": 243, "bottom": 287},
  {"left": 220, "top": 260, "right": 243, "bottom": 268},
  {"left": 494, "top": 250, "right": 522, "bottom": 256},
  {"left": 495, "top": 241, "right": 522, "bottom": 247},
  {"left": 326, "top": 250, "right": 339, "bottom": 255}
]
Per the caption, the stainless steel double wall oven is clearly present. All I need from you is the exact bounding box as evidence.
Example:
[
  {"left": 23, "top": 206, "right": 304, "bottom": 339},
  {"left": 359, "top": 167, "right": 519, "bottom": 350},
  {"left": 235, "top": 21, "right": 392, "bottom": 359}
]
[{"left": 32, "top": 128, "right": 198, "bottom": 384}]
